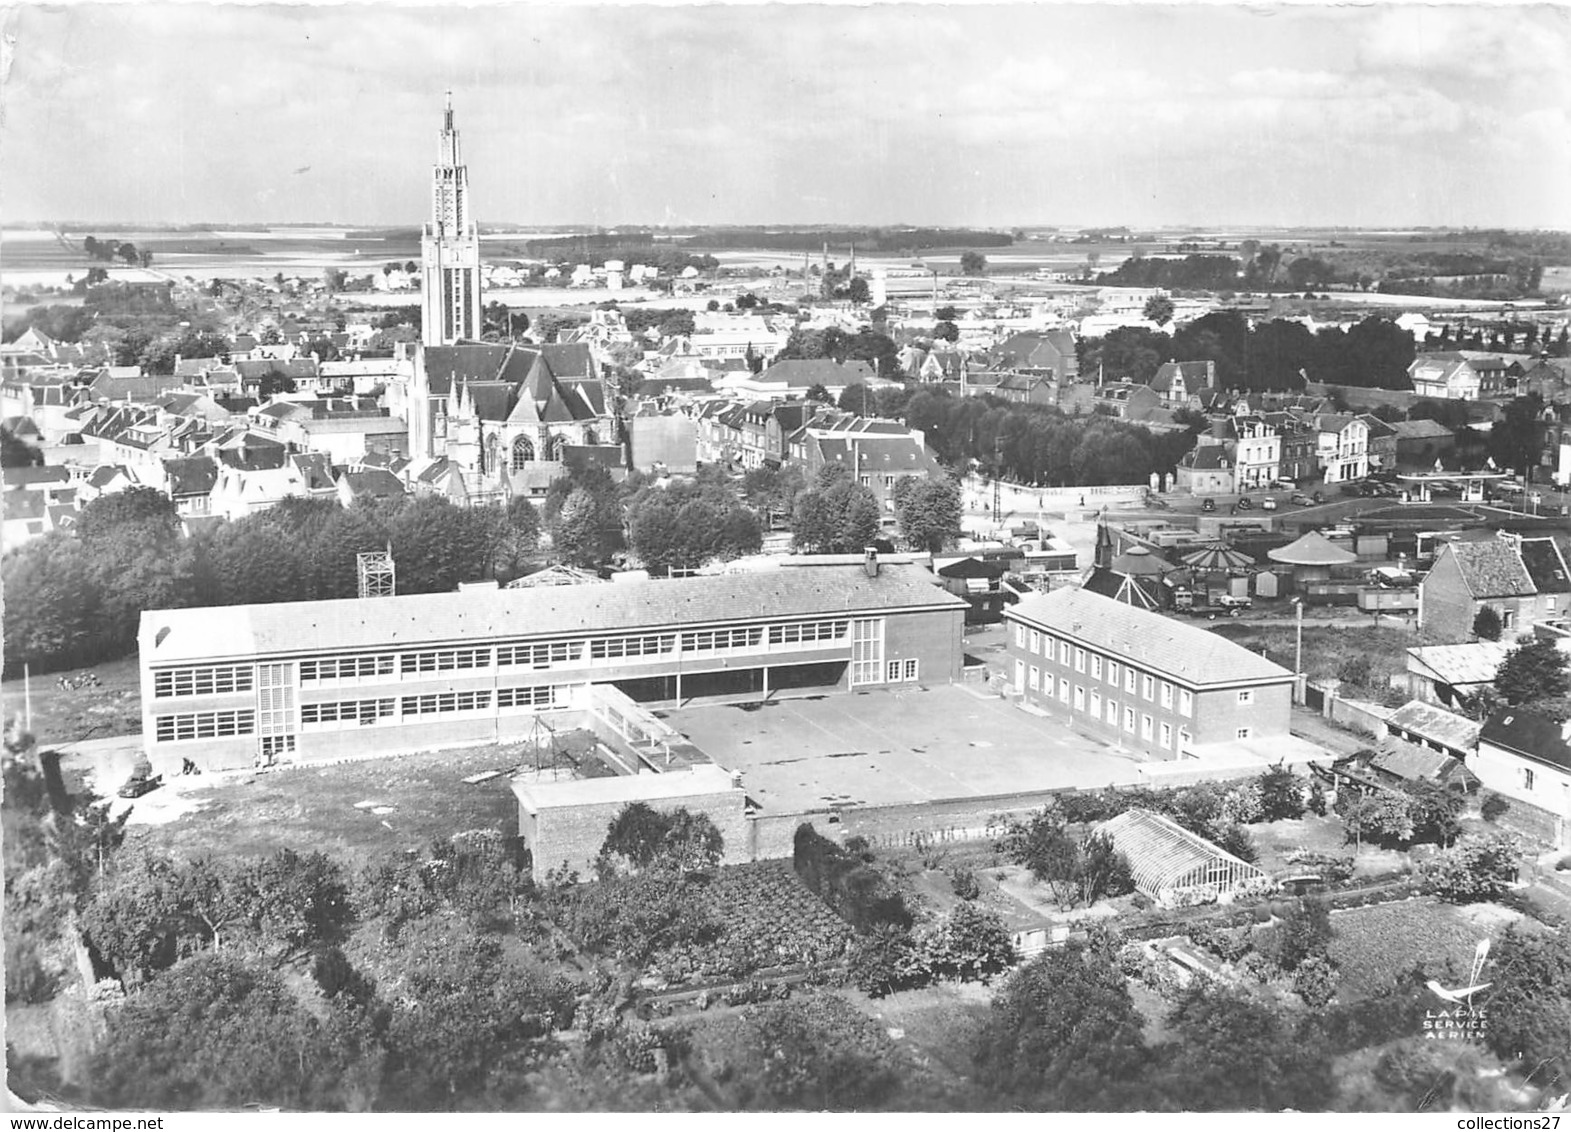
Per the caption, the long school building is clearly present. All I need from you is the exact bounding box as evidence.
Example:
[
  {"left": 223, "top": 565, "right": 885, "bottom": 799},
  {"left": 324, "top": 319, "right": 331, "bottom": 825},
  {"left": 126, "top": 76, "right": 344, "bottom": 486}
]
[
  {"left": 1003, "top": 586, "right": 1295, "bottom": 760},
  {"left": 137, "top": 563, "right": 967, "bottom": 772}
]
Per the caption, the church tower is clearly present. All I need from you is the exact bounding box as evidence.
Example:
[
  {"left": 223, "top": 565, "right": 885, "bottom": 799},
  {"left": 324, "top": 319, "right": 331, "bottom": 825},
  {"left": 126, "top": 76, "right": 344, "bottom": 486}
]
[{"left": 420, "top": 93, "right": 483, "bottom": 346}]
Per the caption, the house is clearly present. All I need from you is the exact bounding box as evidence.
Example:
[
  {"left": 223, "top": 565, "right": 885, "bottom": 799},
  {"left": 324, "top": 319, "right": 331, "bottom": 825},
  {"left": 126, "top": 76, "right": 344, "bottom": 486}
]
[
  {"left": 1383, "top": 699, "right": 1482, "bottom": 763},
  {"left": 1418, "top": 533, "right": 1571, "bottom": 643},
  {"left": 404, "top": 455, "right": 469, "bottom": 504},
  {"left": 1231, "top": 416, "right": 1280, "bottom": 491},
  {"left": 1521, "top": 358, "right": 1571, "bottom": 404},
  {"left": 1407, "top": 353, "right": 1484, "bottom": 401},
  {"left": 1474, "top": 709, "right": 1571, "bottom": 848},
  {"left": 209, "top": 461, "right": 319, "bottom": 520},
  {"left": 157, "top": 455, "right": 220, "bottom": 518},
  {"left": 1263, "top": 412, "right": 1317, "bottom": 483},
  {"left": 1392, "top": 418, "right": 1458, "bottom": 469},
  {"left": 720, "top": 358, "right": 879, "bottom": 402},
  {"left": 1300, "top": 413, "right": 1368, "bottom": 484},
  {"left": 135, "top": 563, "right": 966, "bottom": 773},
  {"left": 1, "top": 488, "right": 57, "bottom": 546},
  {"left": 802, "top": 432, "right": 946, "bottom": 526},
  {"left": 1093, "top": 381, "right": 1162, "bottom": 422},
  {"left": 1149, "top": 360, "right": 1216, "bottom": 407},
  {"left": 1358, "top": 414, "right": 1398, "bottom": 471},
  {"left": 1174, "top": 442, "right": 1233, "bottom": 495},
  {"left": 335, "top": 467, "right": 408, "bottom": 507},
  {"left": 1003, "top": 586, "right": 1298, "bottom": 761},
  {"left": 987, "top": 330, "right": 1078, "bottom": 382}
]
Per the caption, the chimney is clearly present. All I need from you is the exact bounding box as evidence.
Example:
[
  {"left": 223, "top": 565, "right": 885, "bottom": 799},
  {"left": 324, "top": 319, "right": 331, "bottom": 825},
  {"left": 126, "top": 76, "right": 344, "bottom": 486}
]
[{"left": 863, "top": 547, "right": 880, "bottom": 578}]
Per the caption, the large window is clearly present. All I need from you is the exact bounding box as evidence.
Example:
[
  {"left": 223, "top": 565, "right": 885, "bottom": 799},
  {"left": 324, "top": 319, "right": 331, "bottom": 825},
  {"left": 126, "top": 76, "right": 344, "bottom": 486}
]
[
  {"left": 680, "top": 627, "right": 761, "bottom": 653},
  {"left": 153, "top": 665, "right": 253, "bottom": 699},
  {"left": 400, "top": 648, "right": 492, "bottom": 675},
  {"left": 1073, "top": 686, "right": 1085, "bottom": 711},
  {"left": 154, "top": 709, "right": 256, "bottom": 744},
  {"left": 401, "top": 691, "right": 492, "bottom": 716},
  {"left": 1142, "top": 675, "right": 1155, "bottom": 701},
  {"left": 1028, "top": 665, "right": 1040, "bottom": 691},
  {"left": 1059, "top": 677, "right": 1071, "bottom": 703},
  {"left": 497, "top": 685, "right": 563, "bottom": 711},
  {"left": 1160, "top": 682, "right": 1174, "bottom": 709},
  {"left": 1179, "top": 689, "right": 1193, "bottom": 717},
  {"left": 1075, "top": 648, "right": 1087, "bottom": 673},
  {"left": 591, "top": 634, "right": 676, "bottom": 660},
  {"left": 769, "top": 620, "right": 848, "bottom": 646},
  {"left": 497, "top": 641, "right": 582, "bottom": 668},
  {"left": 1141, "top": 714, "right": 1154, "bottom": 741},
  {"left": 1091, "top": 656, "right": 1103, "bottom": 680},
  {"left": 300, "top": 698, "right": 395, "bottom": 729},
  {"left": 1090, "top": 691, "right": 1102, "bottom": 718},
  {"left": 1029, "top": 630, "right": 1041, "bottom": 655},
  {"left": 299, "top": 654, "right": 396, "bottom": 684}
]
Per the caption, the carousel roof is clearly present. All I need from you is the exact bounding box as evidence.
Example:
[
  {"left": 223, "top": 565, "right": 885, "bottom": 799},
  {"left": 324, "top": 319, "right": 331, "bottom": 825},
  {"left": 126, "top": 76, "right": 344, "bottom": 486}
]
[
  {"left": 1110, "top": 545, "right": 1174, "bottom": 576},
  {"left": 1180, "top": 542, "right": 1257, "bottom": 572},
  {"left": 1267, "top": 530, "right": 1357, "bottom": 566}
]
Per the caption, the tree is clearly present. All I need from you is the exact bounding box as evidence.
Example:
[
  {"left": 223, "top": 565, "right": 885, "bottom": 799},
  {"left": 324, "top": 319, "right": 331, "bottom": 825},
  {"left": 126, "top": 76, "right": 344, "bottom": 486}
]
[
  {"left": 960, "top": 251, "right": 987, "bottom": 277},
  {"left": 837, "top": 383, "right": 876, "bottom": 416},
  {"left": 1257, "top": 763, "right": 1306, "bottom": 821},
  {"left": 1142, "top": 294, "right": 1176, "bottom": 327},
  {"left": 1, "top": 426, "right": 41, "bottom": 467},
  {"left": 919, "top": 902, "right": 1015, "bottom": 983},
  {"left": 1483, "top": 927, "right": 1571, "bottom": 1092},
  {"left": 973, "top": 944, "right": 1151, "bottom": 1110},
  {"left": 386, "top": 496, "right": 492, "bottom": 593},
  {"left": 732, "top": 995, "right": 904, "bottom": 1110},
  {"left": 1420, "top": 832, "right": 1522, "bottom": 902},
  {"left": 1473, "top": 606, "right": 1503, "bottom": 642},
  {"left": 791, "top": 475, "right": 880, "bottom": 555},
  {"left": 1, "top": 532, "right": 105, "bottom": 672},
  {"left": 932, "top": 319, "right": 960, "bottom": 343},
  {"left": 845, "top": 276, "right": 871, "bottom": 305},
  {"left": 597, "top": 801, "right": 725, "bottom": 876},
  {"left": 1488, "top": 394, "right": 1545, "bottom": 477},
  {"left": 75, "top": 485, "right": 180, "bottom": 543},
  {"left": 1494, "top": 634, "right": 1570, "bottom": 706},
  {"left": 891, "top": 475, "right": 962, "bottom": 553}
]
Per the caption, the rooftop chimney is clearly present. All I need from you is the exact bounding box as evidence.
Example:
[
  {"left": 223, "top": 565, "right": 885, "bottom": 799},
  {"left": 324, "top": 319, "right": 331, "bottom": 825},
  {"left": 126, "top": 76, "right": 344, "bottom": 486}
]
[{"left": 863, "top": 547, "right": 880, "bottom": 578}]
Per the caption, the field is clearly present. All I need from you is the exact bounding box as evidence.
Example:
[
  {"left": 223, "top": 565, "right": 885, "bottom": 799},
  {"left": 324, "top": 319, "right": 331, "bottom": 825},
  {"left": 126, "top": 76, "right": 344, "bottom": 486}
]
[
  {"left": 1208, "top": 622, "right": 1415, "bottom": 690},
  {"left": 0, "top": 656, "right": 144, "bottom": 743},
  {"left": 1327, "top": 897, "right": 1534, "bottom": 1001},
  {"left": 127, "top": 736, "right": 596, "bottom": 870}
]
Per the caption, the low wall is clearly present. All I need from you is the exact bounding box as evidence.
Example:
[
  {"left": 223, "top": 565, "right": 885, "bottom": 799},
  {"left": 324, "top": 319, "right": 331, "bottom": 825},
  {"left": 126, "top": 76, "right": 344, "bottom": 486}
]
[
  {"left": 1328, "top": 697, "right": 1391, "bottom": 739},
  {"left": 1489, "top": 796, "right": 1567, "bottom": 850}
]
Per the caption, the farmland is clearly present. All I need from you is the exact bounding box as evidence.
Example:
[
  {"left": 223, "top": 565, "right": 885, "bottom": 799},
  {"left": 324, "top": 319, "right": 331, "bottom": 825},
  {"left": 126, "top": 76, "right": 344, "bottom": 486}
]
[{"left": 1327, "top": 897, "right": 1536, "bottom": 1001}]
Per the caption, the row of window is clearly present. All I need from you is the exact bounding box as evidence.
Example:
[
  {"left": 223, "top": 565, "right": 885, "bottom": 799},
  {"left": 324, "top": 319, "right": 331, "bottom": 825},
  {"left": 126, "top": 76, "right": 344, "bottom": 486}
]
[
  {"left": 154, "top": 710, "right": 256, "bottom": 744},
  {"left": 296, "top": 687, "right": 568, "bottom": 730},
  {"left": 887, "top": 658, "right": 920, "bottom": 683},
  {"left": 153, "top": 665, "right": 254, "bottom": 699},
  {"left": 1022, "top": 668, "right": 1253, "bottom": 748}
]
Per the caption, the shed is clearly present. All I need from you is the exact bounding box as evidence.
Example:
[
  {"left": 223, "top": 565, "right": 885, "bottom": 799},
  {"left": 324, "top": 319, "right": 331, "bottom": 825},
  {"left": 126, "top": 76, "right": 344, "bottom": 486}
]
[{"left": 1097, "top": 808, "right": 1269, "bottom": 905}]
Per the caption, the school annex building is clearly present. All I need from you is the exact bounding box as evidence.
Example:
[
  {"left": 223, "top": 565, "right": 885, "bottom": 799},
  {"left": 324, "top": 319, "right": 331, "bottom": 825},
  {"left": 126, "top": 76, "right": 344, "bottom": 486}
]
[{"left": 136, "top": 562, "right": 967, "bottom": 773}]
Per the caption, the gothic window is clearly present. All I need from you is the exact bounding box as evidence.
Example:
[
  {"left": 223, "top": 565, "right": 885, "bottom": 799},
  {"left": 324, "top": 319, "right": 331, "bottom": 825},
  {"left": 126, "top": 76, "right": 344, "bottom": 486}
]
[
  {"left": 484, "top": 434, "right": 498, "bottom": 474},
  {"left": 545, "top": 434, "right": 567, "bottom": 461},
  {"left": 510, "top": 436, "right": 535, "bottom": 470}
]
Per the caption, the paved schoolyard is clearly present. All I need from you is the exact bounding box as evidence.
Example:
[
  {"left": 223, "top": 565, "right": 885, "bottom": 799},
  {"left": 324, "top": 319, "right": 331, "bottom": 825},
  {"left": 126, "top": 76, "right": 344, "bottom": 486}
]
[{"left": 657, "top": 684, "right": 1145, "bottom": 815}]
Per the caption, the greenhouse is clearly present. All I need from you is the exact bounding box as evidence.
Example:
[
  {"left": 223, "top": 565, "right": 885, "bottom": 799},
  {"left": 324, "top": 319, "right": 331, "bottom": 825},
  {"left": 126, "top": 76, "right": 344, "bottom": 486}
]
[{"left": 1099, "top": 808, "right": 1270, "bottom": 905}]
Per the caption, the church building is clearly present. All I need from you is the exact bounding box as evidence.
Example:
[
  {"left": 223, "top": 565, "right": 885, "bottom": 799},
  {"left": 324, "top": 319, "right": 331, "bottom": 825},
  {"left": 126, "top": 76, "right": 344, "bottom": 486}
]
[{"left": 407, "top": 97, "right": 618, "bottom": 501}]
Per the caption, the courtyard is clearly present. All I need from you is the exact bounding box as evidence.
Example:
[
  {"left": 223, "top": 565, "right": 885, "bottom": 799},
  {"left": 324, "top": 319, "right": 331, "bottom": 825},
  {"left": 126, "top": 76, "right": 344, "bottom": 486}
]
[{"left": 657, "top": 683, "right": 1147, "bottom": 815}]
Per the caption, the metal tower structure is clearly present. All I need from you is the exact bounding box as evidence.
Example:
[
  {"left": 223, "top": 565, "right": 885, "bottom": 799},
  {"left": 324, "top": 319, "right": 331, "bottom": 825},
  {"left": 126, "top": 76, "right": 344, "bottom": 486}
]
[{"left": 357, "top": 549, "right": 396, "bottom": 599}]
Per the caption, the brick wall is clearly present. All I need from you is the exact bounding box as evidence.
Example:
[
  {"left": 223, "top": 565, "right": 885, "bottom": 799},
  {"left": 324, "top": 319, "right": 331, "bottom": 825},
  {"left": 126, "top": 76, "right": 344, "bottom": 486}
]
[{"left": 524, "top": 786, "right": 750, "bottom": 882}]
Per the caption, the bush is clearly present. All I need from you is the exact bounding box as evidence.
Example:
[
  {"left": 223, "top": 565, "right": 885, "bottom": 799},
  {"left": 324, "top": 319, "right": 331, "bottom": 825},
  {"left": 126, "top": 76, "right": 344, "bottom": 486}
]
[
  {"left": 1283, "top": 850, "right": 1355, "bottom": 885},
  {"left": 1213, "top": 823, "right": 1259, "bottom": 864},
  {"left": 949, "top": 866, "right": 981, "bottom": 901},
  {"left": 918, "top": 903, "right": 1016, "bottom": 983},
  {"left": 848, "top": 925, "right": 925, "bottom": 998},
  {"left": 1185, "top": 921, "right": 1253, "bottom": 965},
  {"left": 1420, "top": 833, "right": 1524, "bottom": 903},
  {"left": 1337, "top": 654, "right": 1374, "bottom": 687},
  {"left": 1307, "top": 779, "right": 1328, "bottom": 816},
  {"left": 792, "top": 824, "right": 913, "bottom": 933},
  {"left": 1293, "top": 954, "right": 1339, "bottom": 1008},
  {"left": 1480, "top": 793, "right": 1510, "bottom": 823},
  {"left": 1257, "top": 763, "right": 1307, "bottom": 822}
]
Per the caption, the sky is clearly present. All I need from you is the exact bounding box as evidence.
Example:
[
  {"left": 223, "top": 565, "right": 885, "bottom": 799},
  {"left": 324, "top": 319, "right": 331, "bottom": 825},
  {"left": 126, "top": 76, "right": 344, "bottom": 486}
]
[{"left": 2, "top": 1, "right": 1569, "bottom": 230}]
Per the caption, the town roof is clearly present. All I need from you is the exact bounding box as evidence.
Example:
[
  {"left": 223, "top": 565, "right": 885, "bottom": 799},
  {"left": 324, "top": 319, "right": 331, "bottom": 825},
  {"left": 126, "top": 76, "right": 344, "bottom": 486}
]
[
  {"left": 1181, "top": 444, "right": 1230, "bottom": 471},
  {"left": 1405, "top": 641, "right": 1510, "bottom": 687},
  {"left": 1080, "top": 567, "right": 1163, "bottom": 611},
  {"left": 1479, "top": 708, "right": 1571, "bottom": 774},
  {"left": 1441, "top": 539, "right": 1536, "bottom": 599},
  {"left": 1385, "top": 699, "right": 1481, "bottom": 753},
  {"left": 139, "top": 563, "right": 965, "bottom": 665},
  {"left": 163, "top": 456, "right": 219, "bottom": 497},
  {"left": 1390, "top": 419, "right": 1457, "bottom": 441},
  {"left": 1267, "top": 530, "right": 1358, "bottom": 566},
  {"left": 1007, "top": 585, "right": 1292, "bottom": 687},
  {"left": 1369, "top": 741, "right": 1472, "bottom": 784},
  {"left": 3, "top": 464, "right": 71, "bottom": 488},
  {"left": 758, "top": 358, "right": 876, "bottom": 387}
]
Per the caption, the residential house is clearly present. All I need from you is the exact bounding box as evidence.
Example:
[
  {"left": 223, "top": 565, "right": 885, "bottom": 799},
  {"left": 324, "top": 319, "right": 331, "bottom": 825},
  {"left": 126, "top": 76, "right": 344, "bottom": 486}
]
[
  {"left": 1407, "top": 353, "right": 1484, "bottom": 401},
  {"left": 987, "top": 330, "right": 1079, "bottom": 382},
  {"left": 1093, "top": 381, "right": 1162, "bottom": 422},
  {"left": 1149, "top": 360, "right": 1216, "bottom": 408},
  {"left": 1300, "top": 413, "right": 1368, "bottom": 484},
  {"left": 404, "top": 455, "right": 469, "bottom": 504},
  {"left": 1263, "top": 412, "right": 1317, "bottom": 483},
  {"left": 802, "top": 432, "right": 946, "bottom": 527},
  {"left": 336, "top": 467, "right": 408, "bottom": 508},
  {"left": 1003, "top": 586, "right": 1298, "bottom": 761},
  {"left": 1392, "top": 418, "right": 1460, "bottom": 470},
  {"left": 75, "top": 463, "right": 143, "bottom": 505},
  {"left": 1175, "top": 442, "right": 1234, "bottom": 495},
  {"left": 1521, "top": 358, "right": 1571, "bottom": 404},
  {"left": 1231, "top": 416, "right": 1281, "bottom": 491},
  {"left": 210, "top": 460, "right": 319, "bottom": 520},
  {"left": 1418, "top": 532, "right": 1571, "bottom": 643},
  {"left": 1474, "top": 709, "right": 1571, "bottom": 848},
  {"left": 716, "top": 358, "right": 879, "bottom": 403},
  {"left": 156, "top": 456, "right": 221, "bottom": 518},
  {"left": 1358, "top": 414, "right": 1399, "bottom": 471}
]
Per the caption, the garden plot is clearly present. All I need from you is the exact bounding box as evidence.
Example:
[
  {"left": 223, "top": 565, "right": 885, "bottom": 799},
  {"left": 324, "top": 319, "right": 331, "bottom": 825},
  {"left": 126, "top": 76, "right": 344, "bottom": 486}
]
[{"left": 1327, "top": 898, "right": 1536, "bottom": 1001}]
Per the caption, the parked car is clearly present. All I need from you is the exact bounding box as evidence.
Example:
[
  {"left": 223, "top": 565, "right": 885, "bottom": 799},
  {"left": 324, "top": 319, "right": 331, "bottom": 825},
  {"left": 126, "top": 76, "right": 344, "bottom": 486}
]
[
  {"left": 1235, "top": 496, "right": 1254, "bottom": 510},
  {"left": 1262, "top": 496, "right": 1278, "bottom": 511},
  {"left": 1289, "top": 492, "right": 1315, "bottom": 506},
  {"left": 1202, "top": 497, "right": 1216, "bottom": 512},
  {"left": 1215, "top": 594, "right": 1253, "bottom": 613},
  {"left": 118, "top": 773, "right": 163, "bottom": 799}
]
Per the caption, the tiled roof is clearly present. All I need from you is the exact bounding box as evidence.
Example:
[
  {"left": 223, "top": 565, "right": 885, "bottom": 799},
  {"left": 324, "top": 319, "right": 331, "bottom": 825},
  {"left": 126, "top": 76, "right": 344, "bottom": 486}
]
[
  {"left": 139, "top": 563, "right": 965, "bottom": 664},
  {"left": 1181, "top": 445, "right": 1230, "bottom": 471},
  {"left": 1479, "top": 708, "right": 1571, "bottom": 774},
  {"left": 1370, "top": 741, "right": 1469, "bottom": 783},
  {"left": 758, "top": 359, "right": 876, "bottom": 387},
  {"left": 3, "top": 465, "right": 71, "bottom": 488},
  {"left": 1444, "top": 539, "right": 1536, "bottom": 599},
  {"left": 163, "top": 456, "right": 219, "bottom": 497},
  {"left": 1007, "top": 586, "right": 1292, "bottom": 687},
  {"left": 1390, "top": 419, "right": 1457, "bottom": 441},
  {"left": 338, "top": 468, "right": 406, "bottom": 499},
  {"left": 1406, "top": 641, "right": 1510, "bottom": 687},
  {"left": 1385, "top": 699, "right": 1480, "bottom": 752},
  {"left": 1518, "top": 537, "right": 1571, "bottom": 595}
]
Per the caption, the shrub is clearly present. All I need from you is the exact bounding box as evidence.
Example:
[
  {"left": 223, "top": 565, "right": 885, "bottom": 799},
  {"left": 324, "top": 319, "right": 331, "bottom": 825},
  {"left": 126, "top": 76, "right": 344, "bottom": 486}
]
[
  {"left": 848, "top": 924, "right": 925, "bottom": 997},
  {"left": 1307, "top": 779, "right": 1328, "bottom": 816},
  {"left": 1283, "top": 850, "right": 1355, "bottom": 885},
  {"left": 1472, "top": 606, "right": 1502, "bottom": 641},
  {"left": 792, "top": 824, "right": 913, "bottom": 933},
  {"left": 918, "top": 903, "right": 1016, "bottom": 983},
  {"left": 1337, "top": 654, "right": 1373, "bottom": 687},
  {"left": 1213, "top": 823, "right": 1259, "bottom": 864},
  {"left": 1293, "top": 954, "right": 1339, "bottom": 1008},
  {"left": 1420, "top": 833, "right": 1524, "bottom": 903},
  {"left": 949, "top": 866, "right": 981, "bottom": 901},
  {"left": 1257, "top": 763, "right": 1307, "bottom": 822},
  {"left": 1480, "top": 793, "right": 1510, "bottom": 823}
]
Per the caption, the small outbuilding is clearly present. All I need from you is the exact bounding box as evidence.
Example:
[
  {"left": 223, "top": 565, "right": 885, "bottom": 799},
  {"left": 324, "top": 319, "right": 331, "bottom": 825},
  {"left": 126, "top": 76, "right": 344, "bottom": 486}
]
[{"left": 1098, "top": 808, "right": 1270, "bottom": 906}]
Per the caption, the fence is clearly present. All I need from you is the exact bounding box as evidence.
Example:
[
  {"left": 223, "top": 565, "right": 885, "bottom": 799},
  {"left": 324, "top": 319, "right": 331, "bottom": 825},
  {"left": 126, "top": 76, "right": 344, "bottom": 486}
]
[{"left": 583, "top": 683, "right": 680, "bottom": 768}]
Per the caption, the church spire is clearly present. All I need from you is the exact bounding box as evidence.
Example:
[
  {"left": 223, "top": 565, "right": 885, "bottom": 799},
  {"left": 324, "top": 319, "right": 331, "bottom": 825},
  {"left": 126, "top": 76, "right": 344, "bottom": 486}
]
[{"left": 421, "top": 94, "right": 483, "bottom": 347}]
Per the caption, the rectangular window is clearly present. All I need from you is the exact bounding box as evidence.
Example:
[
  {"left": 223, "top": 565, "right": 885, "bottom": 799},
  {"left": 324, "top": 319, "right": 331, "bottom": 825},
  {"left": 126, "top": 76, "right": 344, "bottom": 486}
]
[
  {"left": 496, "top": 685, "right": 562, "bottom": 711},
  {"left": 1179, "top": 689, "right": 1193, "bottom": 717},
  {"left": 1160, "top": 722, "right": 1172, "bottom": 749},
  {"left": 298, "top": 654, "right": 396, "bottom": 684},
  {"left": 850, "top": 618, "right": 884, "bottom": 687},
  {"left": 1125, "top": 668, "right": 1136, "bottom": 694},
  {"left": 1059, "top": 640, "right": 1071, "bottom": 664},
  {"left": 1014, "top": 623, "right": 1025, "bottom": 648},
  {"left": 1090, "top": 691, "right": 1102, "bottom": 718},
  {"left": 1523, "top": 767, "right": 1536, "bottom": 791},
  {"left": 1142, "top": 675, "right": 1155, "bottom": 701},
  {"left": 1029, "top": 630, "right": 1041, "bottom": 655},
  {"left": 1015, "top": 659, "right": 1026, "bottom": 691},
  {"left": 1075, "top": 648, "right": 1087, "bottom": 673},
  {"left": 768, "top": 620, "right": 849, "bottom": 646},
  {"left": 1237, "top": 727, "right": 1252, "bottom": 740},
  {"left": 496, "top": 640, "right": 582, "bottom": 668},
  {"left": 1160, "top": 682, "right": 1174, "bottom": 709},
  {"left": 1028, "top": 665, "right": 1040, "bottom": 691},
  {"left": 1238, "top": 689, "right": 1254, "bottom": 705},
  {"left": 153, "top": 709, "right": 256, "bottom": 744},
  {"left": 1108, "top": 661, "right": 1120, "bottom": 686},
  {"left": 887, "top": 660, "right": 904, "bottom": 683},
  {"left": 1124, "top": 706, "right": 1136, "bottom": 732},
  {"left": 903, "top": 658, "right": 918, "bottom": 681},
  {"left": 1141, "top": 714, "right": 1154, "bottom": 741},
  {"left": 153, "top": 664, "right": 254, "bottom": 698},
  {"left": 1106, "top": 698, "right": 1118, "bottom": 724},
  {"left": 400, "top": 691, "right": 492, "bottom": 716},
  {"left": 591, "top": 633, "right": 678, "bottom": 659},
  {"left": 1059, "top": 677, "right": 1070, "bottom": 703},
  {"left": 679, "top": 627, "right": 761, "bottom": 653},
  {"left": 1073, "top": 685, "right": 1085, "bottom": 711},
  {"left": 300, "top": 698, "right": 396, "bottom": 729},
  {"left": 400, "top": 647, "right": 492, "bottom": 675},
  {"left": 1091, "top": 655, "right": 1103, "bottom": 680}
]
